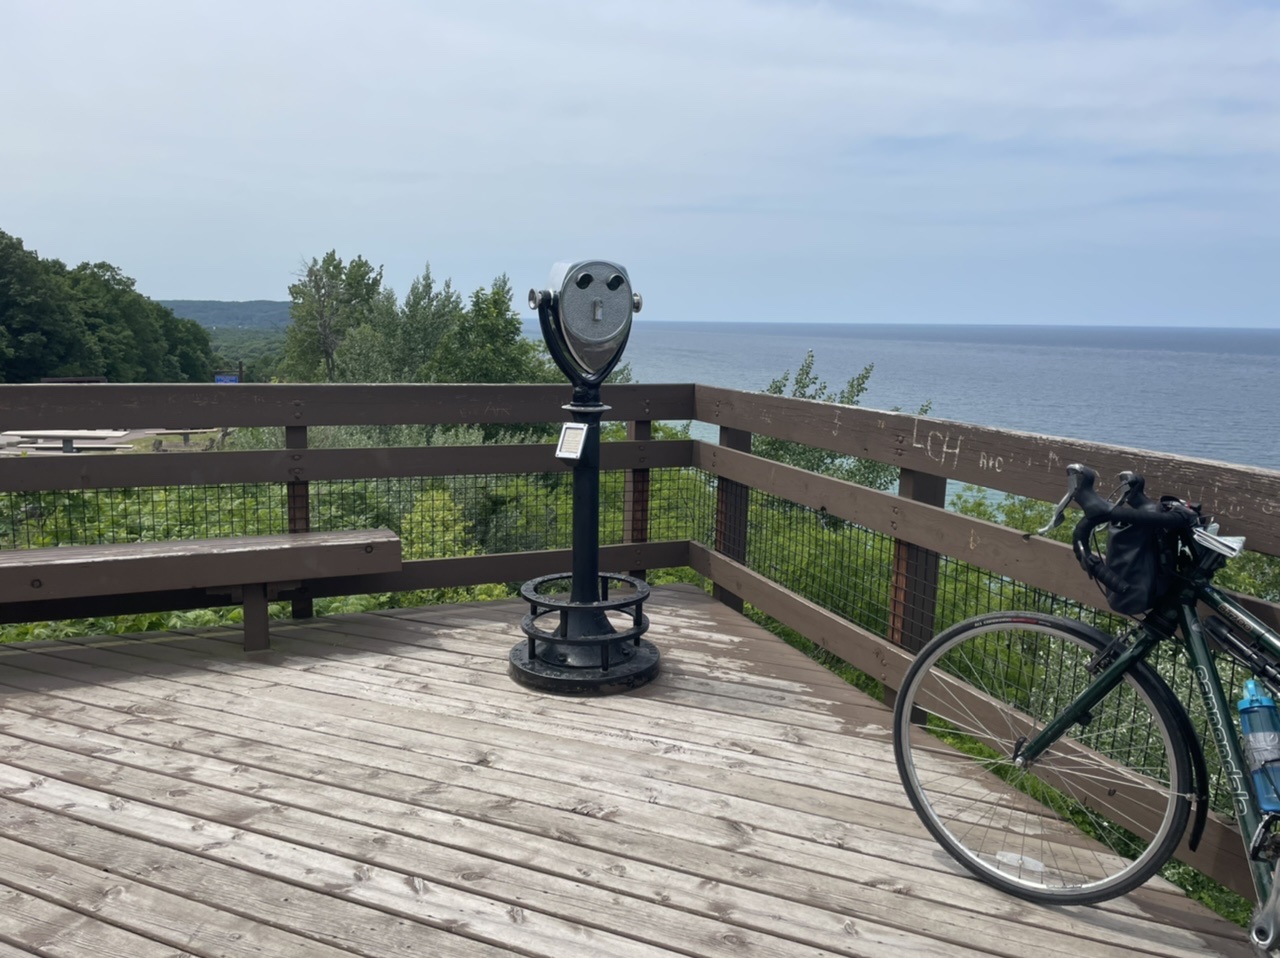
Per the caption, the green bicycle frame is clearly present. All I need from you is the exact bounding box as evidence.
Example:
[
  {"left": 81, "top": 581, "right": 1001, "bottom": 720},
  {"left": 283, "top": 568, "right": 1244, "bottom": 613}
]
[
  {"left": 1019, "top": 581, "right": 1280, "bottom": 901},
  {"left": 1186, "top": 582, "right": 1280, "bottom": 899}
]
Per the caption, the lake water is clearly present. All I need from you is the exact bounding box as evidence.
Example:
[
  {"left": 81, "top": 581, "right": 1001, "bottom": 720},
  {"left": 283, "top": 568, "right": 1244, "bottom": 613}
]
[{"left": 592, "top": 322, "right": 1280, "bottom": 472}]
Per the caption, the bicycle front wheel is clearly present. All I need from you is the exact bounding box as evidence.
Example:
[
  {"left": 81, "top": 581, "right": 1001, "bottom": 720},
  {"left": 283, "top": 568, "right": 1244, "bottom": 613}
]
[{"left": 893, "top": 612, "right": 1191, "bottom": 904}]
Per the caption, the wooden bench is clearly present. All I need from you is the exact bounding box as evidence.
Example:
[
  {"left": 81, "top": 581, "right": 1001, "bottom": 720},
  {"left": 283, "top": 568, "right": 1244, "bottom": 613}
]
[{"left": 0, "top": 530, "right": 402, "bottom": 650}]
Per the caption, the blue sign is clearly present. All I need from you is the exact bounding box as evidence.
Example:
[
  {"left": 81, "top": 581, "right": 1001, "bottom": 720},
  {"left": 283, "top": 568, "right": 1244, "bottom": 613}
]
[{"left": 214, "top": 374, "right": 239, "bottom": 383}]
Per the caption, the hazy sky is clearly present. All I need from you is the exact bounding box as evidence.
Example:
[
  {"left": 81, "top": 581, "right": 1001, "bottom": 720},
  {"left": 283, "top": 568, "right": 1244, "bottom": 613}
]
[{"left": 3, "top": 1, "right": 1277, "bottom": 326}]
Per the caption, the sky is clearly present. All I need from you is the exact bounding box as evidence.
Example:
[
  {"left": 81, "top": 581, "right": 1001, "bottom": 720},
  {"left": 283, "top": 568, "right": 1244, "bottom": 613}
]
[{"left": 2, "top": 0, "right": 1277, "bottom": 327}]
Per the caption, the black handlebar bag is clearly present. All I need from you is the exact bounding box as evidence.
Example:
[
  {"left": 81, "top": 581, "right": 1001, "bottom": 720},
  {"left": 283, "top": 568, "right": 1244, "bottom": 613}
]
[
  {"left": 1102, "top": 519, "right": 1173, "bottom": 615},
  {"left": 1100, "top": 496, "right": 1199, "bottom": 616}
]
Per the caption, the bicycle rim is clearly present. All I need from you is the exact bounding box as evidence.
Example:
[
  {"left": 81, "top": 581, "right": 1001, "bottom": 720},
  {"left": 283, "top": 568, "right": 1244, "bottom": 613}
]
[{"left": 893, "top": 613, "right": 1191, "bottom": 904}]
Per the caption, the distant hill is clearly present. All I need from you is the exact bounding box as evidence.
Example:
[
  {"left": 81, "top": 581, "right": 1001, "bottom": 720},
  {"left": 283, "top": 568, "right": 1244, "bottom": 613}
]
[{"left": 160, "top": 300, "right": 291, "bottom": 330}]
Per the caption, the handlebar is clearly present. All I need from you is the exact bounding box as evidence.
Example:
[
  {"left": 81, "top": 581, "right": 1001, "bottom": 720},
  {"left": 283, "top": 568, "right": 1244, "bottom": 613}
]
[{"left": 1037, "top": 464, "right": 1204, "bottom": 598}]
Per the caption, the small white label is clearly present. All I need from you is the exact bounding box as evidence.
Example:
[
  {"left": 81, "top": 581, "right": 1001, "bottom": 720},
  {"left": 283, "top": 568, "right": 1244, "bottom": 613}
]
[{"left": 555, "top": 422, "right": 589, "bottom": 460}]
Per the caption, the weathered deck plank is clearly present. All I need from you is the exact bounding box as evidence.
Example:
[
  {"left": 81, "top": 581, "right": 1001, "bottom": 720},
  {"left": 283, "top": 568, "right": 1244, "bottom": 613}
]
[
  {"left": 0, "top": 885, "right": 192, "bottom": 958},
  {"left": 0, "top": 586, "right": 1255, "bottom": 957}
]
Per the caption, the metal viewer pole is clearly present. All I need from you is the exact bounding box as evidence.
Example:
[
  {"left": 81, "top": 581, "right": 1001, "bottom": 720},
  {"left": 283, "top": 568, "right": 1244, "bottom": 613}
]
[{"left": 509, "top": 261, "right": 659, "bottom": 695}]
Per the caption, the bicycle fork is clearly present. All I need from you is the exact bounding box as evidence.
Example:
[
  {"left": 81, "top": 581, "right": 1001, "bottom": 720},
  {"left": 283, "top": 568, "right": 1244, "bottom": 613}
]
[{"left": 1016, "top": 631, "right": 1162, "bottom": 767}]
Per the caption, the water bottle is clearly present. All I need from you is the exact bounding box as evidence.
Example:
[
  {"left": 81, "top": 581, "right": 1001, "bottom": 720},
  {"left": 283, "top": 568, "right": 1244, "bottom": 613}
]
[{"left": 1239, "top": 679, "right": 1280, "bottom": 813}]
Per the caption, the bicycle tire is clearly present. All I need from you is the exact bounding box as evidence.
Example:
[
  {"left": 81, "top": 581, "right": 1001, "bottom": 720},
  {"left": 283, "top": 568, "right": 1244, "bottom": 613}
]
[{"left": 893, "top": 611, "right": 1191, "bottom": 904}]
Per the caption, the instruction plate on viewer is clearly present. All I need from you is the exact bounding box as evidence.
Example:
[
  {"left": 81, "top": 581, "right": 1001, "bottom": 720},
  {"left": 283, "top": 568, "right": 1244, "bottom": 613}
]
[{"left": 555, "top": 422, "right": 589, "bottom": 460}]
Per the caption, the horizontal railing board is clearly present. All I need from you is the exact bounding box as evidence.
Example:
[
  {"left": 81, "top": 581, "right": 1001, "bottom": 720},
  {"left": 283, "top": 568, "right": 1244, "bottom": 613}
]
[
  {"left": 0, "top": 441, "right": 696, "bottom": 493},
  {"left": 686, "top": 542, "right": 1253, "bottom": 897},
  {"left": 7, "top": 379, "right": 1276, "bottom": 551},
  {"left": 696, "top": 441, "right": 1280, "bottom": 631},
  {"left": 695, "top": 385, "right": 1280, "bottom": 556},
  {"left": 0, "top": 541, "right": 690, "bottom": 626},
  {"left": 694, "top": 442, "right": 1108, "bottom": 611},
  {"left": 0, "top": 383, "right": 697, "bottom": 430}
]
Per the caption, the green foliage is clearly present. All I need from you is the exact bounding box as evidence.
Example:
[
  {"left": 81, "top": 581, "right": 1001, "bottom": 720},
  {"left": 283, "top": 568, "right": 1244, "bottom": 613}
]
[
  {"left": 1, "top": 486, "right": 287, "bottom": 550},
  {"left": 753, "top": 350, "right": 928, "bottom": 490},
  {"left": 424, "top": 274, "right": 556, "bottom": 386},
  {"left": 0, "top": 230, "right": 214, "bottom": 383},
  {"left": 391, "top": 264, "right": 466, "bottom": 383},
  {"left": 949, "top": 486, "right": 1052, "bottom": 535},
  {"left": 395, "top": 484, "right": 509, "bottom": 606},
  {"left": 283, "top": 250, "right": 385, "bottom": 381},
  {"left": 747, "top": 498, "right": 895, "bottom": 636},
  {"left": 1159, "top": 861, "right": 1252, "bottom": 928},
  {"left": 206, "top": 326, "right": 286, "bottom": 382},
  {"left": 279, "top": 256, "right": 556, "bottom": 420},
  {"left": 1218, "top": 551, "right": 1280, "bottom": 603},
  {"left": 0, "top": 231, "right": 93, "bottom": 381}
]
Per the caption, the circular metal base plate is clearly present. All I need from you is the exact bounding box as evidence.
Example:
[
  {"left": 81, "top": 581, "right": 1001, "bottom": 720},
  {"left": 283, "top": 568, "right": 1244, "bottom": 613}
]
[{"left": 508, "top": 639, "right": 660, "bottom": 695}]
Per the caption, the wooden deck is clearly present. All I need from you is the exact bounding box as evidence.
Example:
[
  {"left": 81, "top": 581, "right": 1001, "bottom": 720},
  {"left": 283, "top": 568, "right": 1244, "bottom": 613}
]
[{"left": 0, "top": 584, "right": 1254, "bottom": 957}]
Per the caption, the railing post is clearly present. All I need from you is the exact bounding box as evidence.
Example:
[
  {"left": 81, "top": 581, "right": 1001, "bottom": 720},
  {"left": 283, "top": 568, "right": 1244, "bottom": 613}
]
[
  {"left": 624, "top": 419, "right": 651, "bottom": 580},
  {"left": 888, "top": 469, "right": 947, "bottom": 654},
  {"left": 285, "top": 425, "right": 313, "bottom": 620},
  {"left": 713, "top": 427, "right": 752, "bottom": 613}
]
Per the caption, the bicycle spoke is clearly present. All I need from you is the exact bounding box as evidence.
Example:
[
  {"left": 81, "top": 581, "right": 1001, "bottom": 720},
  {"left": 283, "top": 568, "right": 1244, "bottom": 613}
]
[{"left": 894, "top": 614, "right": 1190, "bottom": 905}]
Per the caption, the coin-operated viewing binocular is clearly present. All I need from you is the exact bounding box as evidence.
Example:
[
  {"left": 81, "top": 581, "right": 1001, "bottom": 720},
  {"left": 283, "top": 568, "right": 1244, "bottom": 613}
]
[
  {"left": 530, "top": 261, "right": 642, "bottom": 391},
  {"left": 511, "top": 260, "right": 658, "bottom": 695}
]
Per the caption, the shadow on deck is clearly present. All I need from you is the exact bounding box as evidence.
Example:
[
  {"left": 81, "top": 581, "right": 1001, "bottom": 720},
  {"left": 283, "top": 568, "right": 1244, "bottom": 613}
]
[{"left": 0, "top": 585, "right": 1253, "bottom": 957}]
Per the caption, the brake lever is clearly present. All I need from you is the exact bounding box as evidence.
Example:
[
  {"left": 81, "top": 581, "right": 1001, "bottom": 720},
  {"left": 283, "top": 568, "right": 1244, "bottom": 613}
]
[
  {"left": 1033, "top": 464, "right": 1086, "bottom": 537},
  {"left": 1114, "top": 470, "right": 1142, "bottom": 505}
]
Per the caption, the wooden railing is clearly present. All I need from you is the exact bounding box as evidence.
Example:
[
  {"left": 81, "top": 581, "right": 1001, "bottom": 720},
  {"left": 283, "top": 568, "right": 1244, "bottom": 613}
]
[{"left": 3, "top": 380, "right": 1280, "bottom": 894}]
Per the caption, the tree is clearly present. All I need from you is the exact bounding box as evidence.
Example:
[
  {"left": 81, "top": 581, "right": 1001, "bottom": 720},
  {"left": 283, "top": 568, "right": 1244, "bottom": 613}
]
[
  {"left": 69, "top": 262, "right": 166, "bottom": 382},
  {"left": 394, "top": 263, "right": 464, "bottom": 382},
  {"left": 159, "top": 310, "right": 216, "bottom": 383},
  {"left": 0, "top": 231, "right": 96, "bottom": 382},
  {"left": 754, "top": 350, "right": 930, "bottom": 490},
  {"left": 283, "top": 251, "right": 384, "bottom": 381},
  {"left": 0, "top": 230, "right": 214, "bottom": 383},
  {"left": 425, "top": 275, "right": 555, "bottom": 385},
  {"left": 330, "top": 265, "right": 467, "bottom": 385},
  {"left": 331, "top": 287, "right": 399, "bottom": 383}
]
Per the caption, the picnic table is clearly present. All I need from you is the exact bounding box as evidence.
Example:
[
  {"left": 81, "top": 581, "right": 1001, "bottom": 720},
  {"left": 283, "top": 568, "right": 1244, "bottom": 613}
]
[{"left": 2, "top": 430, "right": 132, "bottom": 454}]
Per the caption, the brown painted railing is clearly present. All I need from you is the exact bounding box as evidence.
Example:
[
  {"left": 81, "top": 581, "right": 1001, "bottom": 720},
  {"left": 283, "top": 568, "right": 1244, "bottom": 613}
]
[{"left": 3, "top": 381, "right": 1280, "bottom": 894}]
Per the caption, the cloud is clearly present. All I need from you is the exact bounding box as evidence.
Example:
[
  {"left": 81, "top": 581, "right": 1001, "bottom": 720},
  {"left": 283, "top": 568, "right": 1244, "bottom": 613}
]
[{"left": 0, "top": 0, "right": 1275, "bottom": 325}]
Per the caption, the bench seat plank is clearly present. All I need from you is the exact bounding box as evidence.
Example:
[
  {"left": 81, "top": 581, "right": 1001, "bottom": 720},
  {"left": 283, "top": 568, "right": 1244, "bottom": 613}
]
[{"left": 0, "top": 531, "right": 402, "bottom": 603}]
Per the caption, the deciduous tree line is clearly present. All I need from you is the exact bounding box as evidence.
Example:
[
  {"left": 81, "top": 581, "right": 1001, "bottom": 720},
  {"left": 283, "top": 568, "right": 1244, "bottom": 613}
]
[
  {"left": 0, "top": 230, "right": 215, "bottom": 384},
  {"left": 282, "top": 251, "right": 558, "bottom": 386}
]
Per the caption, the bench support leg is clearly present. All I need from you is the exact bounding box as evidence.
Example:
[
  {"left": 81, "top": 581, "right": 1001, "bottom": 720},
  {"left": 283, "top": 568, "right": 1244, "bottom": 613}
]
[{"left": 243, "top": 584, "right": 270, "bottom": 652}]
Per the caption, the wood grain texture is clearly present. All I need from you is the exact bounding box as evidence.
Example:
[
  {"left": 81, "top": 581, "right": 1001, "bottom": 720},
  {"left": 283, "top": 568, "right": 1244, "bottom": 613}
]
[
  {"left": 0, "top": 541, "right": 689, "bottom": 626},
  {"left": 0, "top": 383, "right": 696, "bottom": 430},
  {"left": 0, "top": 588, "right": 1254, "bottom": 958},
  {"left": 692, "top": 441, "right": 1280, "bottom": 627},
  {"left": 0, "top": 440, "right": 695, "bottom": 493},
  {"left": 0, "top": 530, "right": 402, "bottom": 602},
  {"left": 694, "top": 385, "right": 1280, "bottom": 555},
  {"left": 685, "top": 542, "right": 1253, "bottom": 896}
]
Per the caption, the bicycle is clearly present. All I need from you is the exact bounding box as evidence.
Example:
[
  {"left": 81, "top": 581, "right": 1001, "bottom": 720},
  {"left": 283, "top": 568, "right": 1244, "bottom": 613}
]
[{"left": 892, "top": 463, "right": 1280, "bottom": 952}]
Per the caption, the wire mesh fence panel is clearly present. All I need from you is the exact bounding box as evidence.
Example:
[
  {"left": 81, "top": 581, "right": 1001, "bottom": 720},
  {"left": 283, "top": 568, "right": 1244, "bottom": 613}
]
[
  {"left": 0, "top": 485, "right": 288, "bottom": 548},
  {"left": 742, "top": 489, "right": 899, "bottom": 638},
  {"left": 0, "top": 457, "right": 1260, "bottom": 816},
  {"left": 675, "top": 467, "right": 1252, "bottom": 823},
  {"left": 307, "top": 468, "right": 713, "bottom": 562},
  {"left": 651, "top": 468, "right": 716, "bottom": 546}
]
